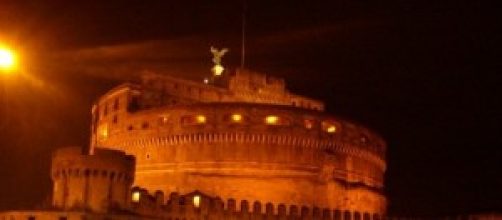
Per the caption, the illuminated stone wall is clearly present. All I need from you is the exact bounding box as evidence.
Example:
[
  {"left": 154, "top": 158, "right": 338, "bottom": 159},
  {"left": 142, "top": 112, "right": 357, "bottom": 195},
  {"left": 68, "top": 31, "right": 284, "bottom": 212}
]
[
  {"left": 0, "top": 211, "right": 153, "bottom": 220},
  {"left": 51, "top": 147, "right": 135, "bottom": 213},
  {"left": 136, "top": 69, "right": 324, "bottom": 111},
  {"left": 128, "top": 189, "right": 386, "bottom": 220},
  {"left": 90, "top": 71, "right": 387, "bottom": 215},
  {"left": 2, "top": 209, "right": 500, "bottom": 220}
]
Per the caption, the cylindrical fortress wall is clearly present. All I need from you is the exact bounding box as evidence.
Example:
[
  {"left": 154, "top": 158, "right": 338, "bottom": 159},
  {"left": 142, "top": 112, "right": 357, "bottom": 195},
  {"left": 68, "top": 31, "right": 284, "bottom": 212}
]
[
  {"left": 93, "top": 100, "right": 387, "bottom": 214},
  {"left": 51, "top": 147, "right": 135, "bottom": 213}
]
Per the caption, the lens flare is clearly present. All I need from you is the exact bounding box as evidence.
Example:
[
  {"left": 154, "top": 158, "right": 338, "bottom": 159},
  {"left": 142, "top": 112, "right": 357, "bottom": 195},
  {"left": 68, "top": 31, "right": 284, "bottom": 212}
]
[{"left": 0, "top": 47, "right": 16, "bottom": 72}]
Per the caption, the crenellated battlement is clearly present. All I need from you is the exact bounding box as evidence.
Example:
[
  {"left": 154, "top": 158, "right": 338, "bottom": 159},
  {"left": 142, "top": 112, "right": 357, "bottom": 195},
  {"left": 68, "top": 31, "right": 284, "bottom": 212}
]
[
  {"left": 129, "top": 189, "right": 384, "bottom": 220},
  {"left": 51, "top": 147, "right": 136, "bottom": 213},
  {"left": 52, "top": 147, "right": 135, "bottom": 179},
  {"left": 115, "top": 69, "right": 325, "bottom": 112}
]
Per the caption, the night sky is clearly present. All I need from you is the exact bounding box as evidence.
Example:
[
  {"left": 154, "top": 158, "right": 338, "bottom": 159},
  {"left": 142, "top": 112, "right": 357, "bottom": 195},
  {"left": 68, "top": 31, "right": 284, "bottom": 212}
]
[{"left": 0, "top": 0, "right": 495, "bottom": 217}]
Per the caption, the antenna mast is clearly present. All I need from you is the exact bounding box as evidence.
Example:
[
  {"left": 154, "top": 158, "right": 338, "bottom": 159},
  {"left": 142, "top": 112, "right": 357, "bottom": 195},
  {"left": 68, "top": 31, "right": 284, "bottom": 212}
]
[{"left": 240, "top": 0, "right": 246, "bottom": 69}]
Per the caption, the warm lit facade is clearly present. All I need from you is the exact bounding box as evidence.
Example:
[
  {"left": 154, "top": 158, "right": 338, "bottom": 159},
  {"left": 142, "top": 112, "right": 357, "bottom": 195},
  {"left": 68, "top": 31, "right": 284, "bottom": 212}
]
[
  {"left": 51, "top": 147, "right": 135, "bottom": 213},
  {"left": 91, "top": 69, "right": 387, "bottom": 215}
]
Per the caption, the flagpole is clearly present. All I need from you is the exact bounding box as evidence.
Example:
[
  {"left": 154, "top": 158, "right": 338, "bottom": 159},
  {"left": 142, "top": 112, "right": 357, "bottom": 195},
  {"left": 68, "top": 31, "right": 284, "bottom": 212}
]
[{"left": 241, "top": 0, "right": 246, "bottom": 69}]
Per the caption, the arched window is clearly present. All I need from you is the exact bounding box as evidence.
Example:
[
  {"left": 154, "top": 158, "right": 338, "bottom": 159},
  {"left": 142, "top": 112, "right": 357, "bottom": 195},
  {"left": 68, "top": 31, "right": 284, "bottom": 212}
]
[
  {"left": 304, "top": 119, "right": 315, "bottom": 129},
  {"left": 98, "top": 124, "right": 108, "bottom": 140},
  {"left": 224, "top": 113, "right": 247, "bottom": 123},
  {"left": 192, "top": 195, "right": 201, "bottom": 208},
  {"left": 131, "top": 191, "right": 140, "bottom": 203},
  {"left": 363, "top": 213, "right": 371, "bottom": 220},
  {"left": 343, "top": 210, "right": 352, "bottom": 220},
  {"left": 159, "top": 115, "right": 169, "bottom": 125},
  {"left": 354, "top": 211, "right": 361, "bottom": 220},
  {"left": 103, "top": 105, "right": 108, "bottom": 116},
  {"left": 372, "top": 213, "right": 381, "bottom": 220},
  {"left": 113, "top": 98, "right": 119, "bottom": 110},
  {"left": 181, "top": 115, "right": 207, "bottom": 125},
  {"left": 321, "top": 120, "right": 338, "bottom": 134},
  {"left": 334, "top": 210, "right": 342, "bottom": 220},
  {"left": 264, "top": 115, "right": 290, "bottom": 126},
  {"left": 142, "top": 122, "right": 149, "bottom": 129}
]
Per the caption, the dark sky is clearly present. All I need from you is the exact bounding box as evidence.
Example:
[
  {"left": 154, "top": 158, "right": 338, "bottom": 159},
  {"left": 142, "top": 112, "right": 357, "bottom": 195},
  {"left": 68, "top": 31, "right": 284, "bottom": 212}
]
[{"left": 0, "top": 0, "right": 496, "bottom": 217}]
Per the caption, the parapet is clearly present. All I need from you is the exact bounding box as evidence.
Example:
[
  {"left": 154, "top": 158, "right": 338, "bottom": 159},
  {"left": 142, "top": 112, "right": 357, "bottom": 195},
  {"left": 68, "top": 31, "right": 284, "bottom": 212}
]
[
  {"left": 96, "top": 69, "right": 324, "bottom": 114},
  {"left": 52, "top": 146, "right": 135, "bottom": 174},
  {"left": 51, "top": 146, "right": 136, "bottom": 213},
  {"left": 129, "top": 188, "right": 384, "bottom": 220}
]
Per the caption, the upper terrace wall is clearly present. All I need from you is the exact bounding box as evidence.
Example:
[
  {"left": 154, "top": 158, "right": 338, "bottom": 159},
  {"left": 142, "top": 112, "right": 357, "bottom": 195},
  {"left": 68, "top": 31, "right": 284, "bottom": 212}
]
[
  {"left": 136, "top": 69, "right": 324, "bottom": 111},
  {"left": 92, "top": 102, "right": 386, "bottom": 211}
]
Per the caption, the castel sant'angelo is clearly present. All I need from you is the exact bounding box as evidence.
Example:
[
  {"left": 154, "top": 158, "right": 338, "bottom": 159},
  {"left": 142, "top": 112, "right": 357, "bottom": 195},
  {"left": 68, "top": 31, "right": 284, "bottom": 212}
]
[{"left": 1, "top": 66, "right": 387, "bottom": 220}]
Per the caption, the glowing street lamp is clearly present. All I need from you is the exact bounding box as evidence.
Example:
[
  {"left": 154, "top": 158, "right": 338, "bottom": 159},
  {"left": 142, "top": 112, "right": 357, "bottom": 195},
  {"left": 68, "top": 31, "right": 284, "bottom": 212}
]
[{"left": 0, "top": 46, "right": 17, "bottom": 73}]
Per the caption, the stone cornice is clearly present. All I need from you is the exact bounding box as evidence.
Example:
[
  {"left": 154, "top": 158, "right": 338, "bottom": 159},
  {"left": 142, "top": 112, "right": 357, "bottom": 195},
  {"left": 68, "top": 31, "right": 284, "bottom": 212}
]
[{"left": 105, "top": 132, "right": 386, "bottom": 171}]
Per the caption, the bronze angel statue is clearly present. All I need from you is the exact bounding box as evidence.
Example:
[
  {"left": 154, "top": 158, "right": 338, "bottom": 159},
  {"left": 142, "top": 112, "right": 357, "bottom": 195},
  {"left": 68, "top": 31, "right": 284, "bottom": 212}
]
[{"left": 210, "top": 46, "right": 229, "bottom": 65}]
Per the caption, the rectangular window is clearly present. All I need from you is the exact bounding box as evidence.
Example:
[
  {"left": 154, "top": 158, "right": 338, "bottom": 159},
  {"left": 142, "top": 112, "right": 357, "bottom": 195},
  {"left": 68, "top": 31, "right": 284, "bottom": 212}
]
[
  {"left": 181, "top": 115, "right": 206, "bottom": 125},
  {"left": 113, "top": 98, "right": 119, "bottom": 110}
]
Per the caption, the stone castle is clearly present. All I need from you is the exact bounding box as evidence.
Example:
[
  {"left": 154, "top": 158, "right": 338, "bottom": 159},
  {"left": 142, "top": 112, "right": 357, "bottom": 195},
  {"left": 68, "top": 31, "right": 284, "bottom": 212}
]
[{"left": 1, "top": 69, "right": 388, "bottom": 220}]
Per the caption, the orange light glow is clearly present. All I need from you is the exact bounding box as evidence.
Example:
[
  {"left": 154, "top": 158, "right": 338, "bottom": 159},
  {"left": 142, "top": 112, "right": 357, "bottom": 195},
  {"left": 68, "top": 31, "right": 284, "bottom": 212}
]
[
  {"left": 231, "top": 114, "right": 242, "bottom": 122},
  {"left": 0, "top": 47, "right": 16, "bottom": 72},
  {"left": 98, "top": 124, "right": 108, "bottom": 139},
  {"left": 326, "top": 125, "right": 336, "bottom": 133},
  {"left": 304, "top": 119, "right": 314, "bottom": 129},
  {"left": 196, "top": 115, "right": 206, "bottom": 124},
  {"left": 160, "top": 115, "right": 169, "bottom": 124},
  {"left": 132, "top": 191, "right": 140, "bottom": 202},
  {"left": 212, "top": 64, "right": 224, "bottom": 76},
  {"left": 322, "top": 121, "right": 338, "bottom": 134},
  {"left": 193, "top": 195, "right": 201, "bottom": 208},
  {"left": 265, "top": 115, "right": 279, "bottom": 125}
]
